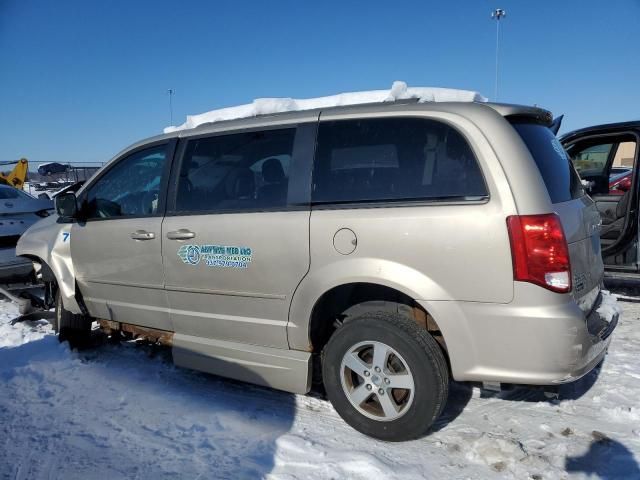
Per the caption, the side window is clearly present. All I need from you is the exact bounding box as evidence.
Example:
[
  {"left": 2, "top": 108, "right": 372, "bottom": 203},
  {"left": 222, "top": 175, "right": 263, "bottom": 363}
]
[
  {"left": 174, "top": 128, "right": 295, "bottom": 213},
  {"left": 612, "top": 141, "right": 637, "bottom": 169},
  {"left": 568, "top": 138, "right": 637, "bottom": 195},
  {"left": 312, "top": 118, "right": 487, "bottom": 204},
  {"left": 571, "top": 143, "right": 614, "bottom": 177},
  {"left": 82, "top": 144, "right": 168, "bottom": 219}
]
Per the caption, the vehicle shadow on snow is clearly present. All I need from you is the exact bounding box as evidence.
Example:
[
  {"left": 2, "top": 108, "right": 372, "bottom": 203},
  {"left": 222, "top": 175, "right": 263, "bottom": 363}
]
[
  {"left": 431, "top": 362, "right": 604, "bottom": 434},
  {"left": 93, "top": 333, "right": 298, "bottom": 480},
  {"left": 429, "top": 364, "right": 602, "bottom": 434},
  {"left": 0, "top": 330, "right": 297, "bottom": 480},
  {"left": 479, "top": 360, "right": 604, "bottom": 404},
  {"left": 431, "top": 381, "right": 473, "bottom": 432}
]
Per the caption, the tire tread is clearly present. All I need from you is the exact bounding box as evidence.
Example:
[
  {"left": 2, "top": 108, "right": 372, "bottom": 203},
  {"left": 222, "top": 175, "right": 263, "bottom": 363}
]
[
  {"left": 56, "top": 291, "right": 91, "bottom": 347},
  {"left": 323, "top": 311, "right": 449, "bottom": 440}
]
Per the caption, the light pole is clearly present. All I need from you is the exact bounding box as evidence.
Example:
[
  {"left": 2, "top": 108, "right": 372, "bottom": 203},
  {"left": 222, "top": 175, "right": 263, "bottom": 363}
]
[
  {"left": 168, "top": 89, "right": 175, "bottom": 125},
  {"left": 491, "top": 8, "right": 506, "bottom": 101}
]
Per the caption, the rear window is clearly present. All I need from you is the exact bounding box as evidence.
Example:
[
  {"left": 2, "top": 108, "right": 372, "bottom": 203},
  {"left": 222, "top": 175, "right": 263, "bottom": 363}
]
[{"left": 511, "top": 123, "right": 584, "bottom": 203}]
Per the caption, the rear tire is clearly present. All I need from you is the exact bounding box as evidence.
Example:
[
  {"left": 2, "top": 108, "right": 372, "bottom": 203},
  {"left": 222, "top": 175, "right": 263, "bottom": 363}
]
[
  {"left": 322, "top": 311, "right": 449, "bottom": 441},
  {"left": 55, "top": 290, "right": 91, "bottom": 348}
]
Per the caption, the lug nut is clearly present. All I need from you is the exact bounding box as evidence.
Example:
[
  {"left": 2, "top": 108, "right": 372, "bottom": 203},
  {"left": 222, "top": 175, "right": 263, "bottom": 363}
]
[
  {"left": 366, "top": 384, "right": 373, "bottom": 391},
  {"left": 384, "top": 378, "right": 390, "bottom": 385},
  {"left": 364, "top": 371, "right": 370, "bottom": 377},
  {"left": 375, "top": 367, "right": 381, "bottom": 373},
  {"left": 378, "top": 388, "right": 385, "bottom": 395}
]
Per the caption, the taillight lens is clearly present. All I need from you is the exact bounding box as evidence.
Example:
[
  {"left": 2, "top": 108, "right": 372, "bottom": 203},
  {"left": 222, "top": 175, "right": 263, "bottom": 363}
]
[{"left": 506, "top": 213, "right": 572, "bottom": 293}]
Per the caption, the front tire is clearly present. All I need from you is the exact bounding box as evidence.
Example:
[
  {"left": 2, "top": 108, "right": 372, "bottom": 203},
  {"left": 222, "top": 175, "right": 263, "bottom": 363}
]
[
  {"left": 55, "top": 290, "right": 91, "bottom": 348},
  {"left": 322, "top": 312, "right": 449, "bottom": 441}
]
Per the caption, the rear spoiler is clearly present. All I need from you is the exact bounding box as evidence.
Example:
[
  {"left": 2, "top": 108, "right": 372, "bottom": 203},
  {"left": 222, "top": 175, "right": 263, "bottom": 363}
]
[
  {"left": 483, "top": 103, "right": 556, "bottom": 128},
  {"left": 549, "top": 115, "right": 564, "bottom": 135}
]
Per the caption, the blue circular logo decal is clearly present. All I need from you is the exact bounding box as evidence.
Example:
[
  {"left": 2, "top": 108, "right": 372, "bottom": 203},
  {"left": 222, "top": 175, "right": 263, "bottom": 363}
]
[{"left": 186, "top": 245, "right": 201, "bottom": 265}]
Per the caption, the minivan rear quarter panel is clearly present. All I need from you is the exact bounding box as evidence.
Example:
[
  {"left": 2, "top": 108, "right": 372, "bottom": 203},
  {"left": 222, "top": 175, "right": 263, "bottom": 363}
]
[{"left": 288, "top": 109, "right": 519, "bottom": 351}]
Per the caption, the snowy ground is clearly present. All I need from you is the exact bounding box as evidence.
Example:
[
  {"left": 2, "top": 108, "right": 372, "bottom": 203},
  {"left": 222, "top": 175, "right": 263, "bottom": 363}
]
[{"left": 1, "top": 299, "right": 639, "bottom": 480}]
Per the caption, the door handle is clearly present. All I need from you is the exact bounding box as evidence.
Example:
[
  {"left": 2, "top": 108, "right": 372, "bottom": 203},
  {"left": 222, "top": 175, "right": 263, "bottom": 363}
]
[
  {"left": 166, "top": 229, "right": 196, "bottom": 240},
  {"left": 130, "top": 230, "right": 155, "bottom": 241}
]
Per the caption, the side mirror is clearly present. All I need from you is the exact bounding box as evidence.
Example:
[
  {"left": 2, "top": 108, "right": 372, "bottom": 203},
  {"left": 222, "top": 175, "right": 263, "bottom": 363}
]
[
  {"left": 55, "top": 192, "right": 78, "bottom": 218},
  {"left": 37, "top": 193, "right": 50, "bottom": 200}
]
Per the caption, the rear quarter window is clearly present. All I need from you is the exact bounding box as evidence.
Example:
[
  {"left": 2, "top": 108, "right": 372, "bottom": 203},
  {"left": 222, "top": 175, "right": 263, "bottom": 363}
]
[
  {"left": 511, "top": 122, "right": 584, "bottom": 204},
  {"left": 312, "top": 117, "right": 488, "bottom": 204}
]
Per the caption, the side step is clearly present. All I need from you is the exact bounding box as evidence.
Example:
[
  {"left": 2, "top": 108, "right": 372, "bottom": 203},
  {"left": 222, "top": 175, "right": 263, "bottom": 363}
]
[{"left": 173, "top": 333, "right": 312, "bottom": 394}]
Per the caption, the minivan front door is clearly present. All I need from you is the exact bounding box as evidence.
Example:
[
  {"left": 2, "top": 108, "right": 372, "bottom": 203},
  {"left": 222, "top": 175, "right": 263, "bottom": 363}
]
[
  {"left": 71, "top": 142, "right": 174, "bottom": 330},
  {"left": 162, "top": 124, "right": 315, "bottom": 348}
]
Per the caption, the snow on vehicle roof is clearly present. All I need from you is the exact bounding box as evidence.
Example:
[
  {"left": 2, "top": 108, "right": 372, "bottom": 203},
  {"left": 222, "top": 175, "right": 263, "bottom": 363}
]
[{"left": 164, "top": 81, "right": 487, "bottom": 133}]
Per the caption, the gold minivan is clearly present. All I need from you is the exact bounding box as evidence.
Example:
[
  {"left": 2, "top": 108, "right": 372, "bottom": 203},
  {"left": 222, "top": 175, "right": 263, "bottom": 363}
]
[{"left": 18, "top": 97, "right": 617, "bottom": 441}]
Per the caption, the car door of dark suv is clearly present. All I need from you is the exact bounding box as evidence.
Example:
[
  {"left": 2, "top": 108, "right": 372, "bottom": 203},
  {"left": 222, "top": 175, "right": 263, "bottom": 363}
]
[{"left": 561, "top": 123, "right": 640, "bottom": 272}]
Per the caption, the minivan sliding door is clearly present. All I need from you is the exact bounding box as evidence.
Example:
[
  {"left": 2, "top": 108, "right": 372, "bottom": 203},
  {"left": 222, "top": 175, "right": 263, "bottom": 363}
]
[{"left": 162, "top": 121, "right": 316, "bottom": 348}]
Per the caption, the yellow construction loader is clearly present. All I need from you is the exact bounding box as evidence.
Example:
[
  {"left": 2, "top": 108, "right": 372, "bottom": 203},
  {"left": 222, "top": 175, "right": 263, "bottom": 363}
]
[{"left": 0, "top": 158, "right": 29, "bottom": 189}]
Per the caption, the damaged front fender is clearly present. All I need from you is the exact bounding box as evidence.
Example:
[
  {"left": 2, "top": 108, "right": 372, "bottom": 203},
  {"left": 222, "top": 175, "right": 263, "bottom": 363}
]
[{"left": 16, "top": 215, "right": 82, "bottom": 314}]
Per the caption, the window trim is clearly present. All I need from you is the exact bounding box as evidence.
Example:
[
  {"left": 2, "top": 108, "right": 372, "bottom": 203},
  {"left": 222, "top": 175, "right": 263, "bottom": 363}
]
[
  {"left": 310, "top": 196, "right": 489, "bottom": 211},
  {"left": 309, "top": 116, "right": 490, "bottom": 208},
  {"left": 165, "top": 123, "right": 316, "bottom": 217},
  {"left": 77, "top": 138, "right": 177, "bottom": 223}
]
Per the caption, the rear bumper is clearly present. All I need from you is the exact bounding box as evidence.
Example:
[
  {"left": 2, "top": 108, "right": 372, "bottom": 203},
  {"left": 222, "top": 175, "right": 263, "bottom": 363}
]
[
  {"left": 551, "top": 313, "right": 616, "bottom": 384},
  {"left": 420, "top": 283, "right": 618, "bottom": 386}
]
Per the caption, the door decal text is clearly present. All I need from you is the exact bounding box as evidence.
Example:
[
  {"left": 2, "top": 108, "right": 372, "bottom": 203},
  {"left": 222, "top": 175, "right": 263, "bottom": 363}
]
[{"left": 177, "top": 244, "right": 253, "bottom": 269}]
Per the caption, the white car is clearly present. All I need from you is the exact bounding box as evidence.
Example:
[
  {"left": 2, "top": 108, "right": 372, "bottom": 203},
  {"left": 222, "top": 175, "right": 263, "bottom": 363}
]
[{"left": 0, "top": 185, "right": 53, "bottom": 281}]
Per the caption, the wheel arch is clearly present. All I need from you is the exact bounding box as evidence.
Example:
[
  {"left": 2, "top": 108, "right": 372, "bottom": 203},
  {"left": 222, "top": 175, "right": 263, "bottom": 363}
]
[
  {"left": 306, "top": 282, "right": 449, "bottom": 358},
  {"left": 20, "top": 253, "right": 82, "bottom": 311},
  {"left": 288, "top": 258, "right": 452, "bottom": 348},
  {"left": 16, "top": 222, "right": 82, "bottom": 314}
]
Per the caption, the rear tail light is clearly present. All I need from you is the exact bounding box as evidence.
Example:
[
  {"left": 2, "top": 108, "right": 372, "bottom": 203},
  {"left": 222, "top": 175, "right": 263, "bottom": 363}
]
[{"left": 506, "top": 213, "right": 572, "bottom": 293}]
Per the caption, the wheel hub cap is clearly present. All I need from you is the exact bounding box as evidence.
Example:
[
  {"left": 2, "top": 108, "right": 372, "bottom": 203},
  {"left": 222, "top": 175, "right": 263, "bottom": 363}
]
[{"left": 339, "top": 340, "right": 415, "bottom": 422}]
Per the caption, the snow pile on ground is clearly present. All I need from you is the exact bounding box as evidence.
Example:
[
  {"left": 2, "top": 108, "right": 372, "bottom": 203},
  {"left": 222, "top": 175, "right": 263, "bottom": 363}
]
[
  {"left": 0, "top": 304, "right": 51, "bottom": 348},
  {"left": 164, "top": 81, "right": 487, "bottom": 133},
  {"left": 1, "top": 298, "right": 639, "bottom": 479}
]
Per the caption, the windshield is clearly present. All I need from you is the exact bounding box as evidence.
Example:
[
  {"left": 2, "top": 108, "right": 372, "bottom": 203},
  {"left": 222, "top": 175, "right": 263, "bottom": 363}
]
[{"left": 511, "top": 122, "right": 584, "bottom": 204}]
